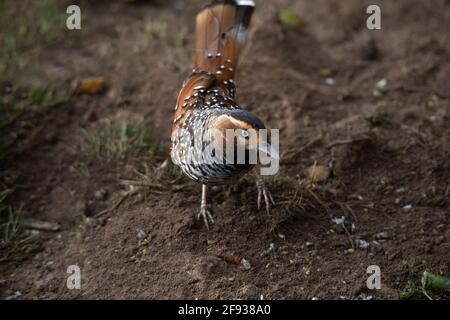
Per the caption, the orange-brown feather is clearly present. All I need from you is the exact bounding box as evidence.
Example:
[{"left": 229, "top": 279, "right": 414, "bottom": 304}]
[{"left": 194, "top": 1, "right": 253, "bottom": 81}]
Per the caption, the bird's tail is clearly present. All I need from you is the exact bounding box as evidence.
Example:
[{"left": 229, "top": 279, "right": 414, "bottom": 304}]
[{"left": 195, "top": 0, "right": 255, "bottom": 81}]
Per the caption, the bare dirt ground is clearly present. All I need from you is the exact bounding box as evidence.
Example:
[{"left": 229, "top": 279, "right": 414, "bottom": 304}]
[{"left": 0, "top": 0, "right": 449, "bottom": 299}]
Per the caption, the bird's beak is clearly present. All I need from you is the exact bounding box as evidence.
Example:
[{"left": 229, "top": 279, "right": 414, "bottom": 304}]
[{"left": 258, "top": 142, "right": 279, "bottom": 160}]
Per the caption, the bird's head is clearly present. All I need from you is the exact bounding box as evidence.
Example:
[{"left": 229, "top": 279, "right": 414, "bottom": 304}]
[{"left": 208, "top": 110, "right": 278, "bottom": 162}]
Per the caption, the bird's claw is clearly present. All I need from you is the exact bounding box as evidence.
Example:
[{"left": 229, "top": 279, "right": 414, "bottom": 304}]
[
  {"left": 198, "top": 203, "right": 214, "bottom": 230},
  {"left": 256, "top": 179, "right": 275, "bottom": 217}
]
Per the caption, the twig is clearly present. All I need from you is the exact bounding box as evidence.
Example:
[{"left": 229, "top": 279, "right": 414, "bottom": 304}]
[
  {"left": 93, "top": 188, "right": 139, "bottom": 218},
  {"left": 118, "top": 179, "right": 164, "bottom": 188},
  {"left": 327, "top": 137, "right": 370, "bottom": 149},
  {"left": 336, "top": 201, "right": 358, "bottom": 223},
  {"left": 341, "top": 221, "right": 355, "bottom": 250},
  {"left": 306, "top": 188, "right": 333, "bottom": 221},
  {"left": 282, "top": 134, "right": 323, "bottom": 158}
]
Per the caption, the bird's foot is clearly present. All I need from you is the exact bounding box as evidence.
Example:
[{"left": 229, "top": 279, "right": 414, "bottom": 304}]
[
  {"left": 256, "top": 179, "right": 275, "bottom": 217},
  {"left": 198, "top": 202, "right": 214, "bottom": 230}
]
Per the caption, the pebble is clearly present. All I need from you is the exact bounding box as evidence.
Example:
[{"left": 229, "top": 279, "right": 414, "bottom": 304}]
[
  {"left": 395, "top": 187, "right": 407, "bottom": 194},
  {"left": 355, "top": 239, "right": 370, "bottom": 249},
  {"left": 325, "top": 78, "right": 336, "bottom": 86},
  {"left": 376, "top": 79, "right": 388, "bottom": 90},
  {"left": 239, "top": 259, "right": 251, "bottom": 271},
  {"left": 373, "top": 79, "right": 388, "bottom": 97},
  {"left": 85, "top": 217, "right": 97, "bottom": 227},
  {"left": 402, "top": 204, "right": 413, "bottom": 211},
  {"left": 94, "top": 189, "right": 108, "bottom": 201},
  {"left": 333, "top": 216, "right": 345, "bottom": 225},
  {"left": 136, "top": 229, "right": 146, "bottom": 239},
  {"left": 261, "top": 243, "right": 275, "bottom": 256},
  {"left": 375, "top": 232, "right": 390, "bottom": 240},
  {"left": 30, "top": 230, "right": 40, "bottom": 237}
]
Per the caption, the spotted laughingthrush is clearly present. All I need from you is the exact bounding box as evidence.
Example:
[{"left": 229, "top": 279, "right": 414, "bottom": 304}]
[{"left": 170, "top": 0, "right": 278, "bottom": 229}]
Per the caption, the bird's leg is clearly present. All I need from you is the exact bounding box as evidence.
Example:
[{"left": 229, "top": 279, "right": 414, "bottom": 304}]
[
  {"left": 198, "top": 184, "right": 214, "bottom": 230},
  {"left": 254, "top": 170, "right": 275, "bottom": 217}
]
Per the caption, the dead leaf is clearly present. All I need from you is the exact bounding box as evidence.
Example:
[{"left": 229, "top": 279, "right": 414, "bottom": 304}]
[{"left": 80, "top": 77, "right": 106, "bottom": 94}]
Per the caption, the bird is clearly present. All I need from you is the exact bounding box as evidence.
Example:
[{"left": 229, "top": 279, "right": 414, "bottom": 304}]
[{"left": 170, "top": 0, "right": 278, "bottom": 229}]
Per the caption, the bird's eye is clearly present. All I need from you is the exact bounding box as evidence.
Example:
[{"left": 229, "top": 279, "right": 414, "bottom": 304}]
[{"left": 240, "top": 129, "right": 250, "bottom": 139}]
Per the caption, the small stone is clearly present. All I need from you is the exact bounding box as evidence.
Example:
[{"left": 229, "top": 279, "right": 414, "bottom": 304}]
[
  {"left": 325, "top": 78, "right": 336, "bottom": 86},
  {"left": 376, "top": 79, "right": 388, "bottom": 90},
  {"left": 239, "top": 259, "right": 251, "bottom": 271},
  {"left": 333, "top": 216, "right": 345, "bottom": 225},
  {"left": 375, "top": 232, "right": 390, "bottom": 240},
  {"left": 261, "top": 243, "right": 275, "bottom": 256},
  {"left": 94, "top": 189, "right": 108, "bottom": 201},
  {"left": 355, "top": 239, "right": 370, "bottom": 249},
  {"left": 403, "top": 204, "right": 413, "bottom": 211},
  {"left": 395, "top": 187, "right": 407, "bottom": 194},
  {"left": 137, "top": 229, "right": 146, "bottom": 239},
  {"left": 85, "top": 217, "right": 97, "bottom": 227},
  {"left": 30, "top": 230, "right": 40, "bottom": 237}
]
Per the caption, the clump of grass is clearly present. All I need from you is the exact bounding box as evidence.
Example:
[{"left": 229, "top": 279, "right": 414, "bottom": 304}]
[
  {"left": 400, "top": 260, "right": 450, "bottom": 300},
  {"left": 0, "top": 190, "right": 37, "bottom": 257},
  {"left": 0, "top": 208, "right": 38, "bottom": 258},
  {"left": 25, "top": 85, "right": 69, "bottom": 109},
  {"left": 400, "top": 281, "right": 423, "bottom": 300},
  {"left": 133, "top": 161, "right": 185, "bottom": 186},
  {"left": 270, "top": 174, "right": 326, "bottom": 218},
  {"left": 0, "top": 0, "right": 66, "bottom": 81},
  {"left": 1, "top": 85, "right": 70, "bottom": 113},
  {"left": 0, "top": 189, "right": 13, "bottom": 214},
  {"left": 80, "top": 122, "right": 164, "bottom": 160},
  {"left": 144, "top": 20, "right": 186, "bottom": 47}
]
